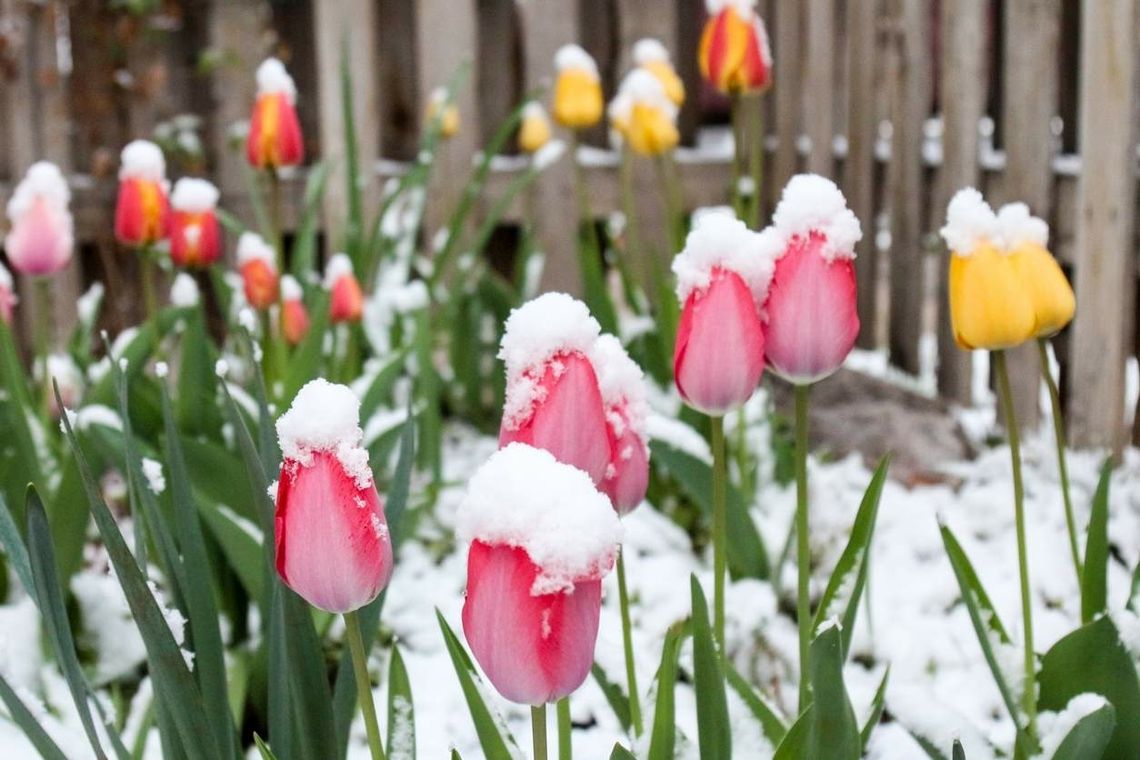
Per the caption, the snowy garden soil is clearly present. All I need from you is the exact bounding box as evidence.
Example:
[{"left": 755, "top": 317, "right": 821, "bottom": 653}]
[{"left": 1, "top": 380, "right": 1139, "bottom": 759}]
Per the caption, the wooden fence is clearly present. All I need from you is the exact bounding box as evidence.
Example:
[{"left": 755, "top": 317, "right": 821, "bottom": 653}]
[{"left": 0, "top": 0, "right": 1137, "bottom": 448}]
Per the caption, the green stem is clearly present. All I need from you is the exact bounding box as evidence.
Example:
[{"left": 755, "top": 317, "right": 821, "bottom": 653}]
[
  {"left": 267, "top": 169, "right": 284, "bottom": 273},
  {"left": 794, "top": 383, "right": 811, "bottom": 713},
  {"left": 993, "top": 350, "right": 1037, "bottom": 741},
  {"left": 344, "top": 610, "right": 387, "bottom": 760},
  {"left": 710, "top": 415, "right": 727, "bottom": 649},
  {"left": 531, "top": 704, "right": 548, "bottom": 760},
  {"left": 572, "top": 133, "right": 602, "bottom": 265},
  {"left": 140, "top": 245, "right": 158, "bottom": 322},
  {"left": 556, "top": 697, "right": 571, "bottom": 760},
  {"left": 33, "top": 277, "right": 52, "bottom": 414},
  {"left": 616, "top": 550, "right": 642, "bottom": 735},
  {"left": 730, "top": 94, "right": 746, "bottom": 219},
  {"left": 655, "top": 154, "right": 685, "bottom": 255},
  {"left": 1037, "top": 338, "right": 1082, "bottom": 585},
  {"left": 748, "top": 96, "right": 764, "bottom": 229}
]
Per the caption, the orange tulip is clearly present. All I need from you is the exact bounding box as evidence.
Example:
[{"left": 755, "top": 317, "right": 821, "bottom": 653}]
[
  {"left": 247, "top": 58, "right": 304, "bottom": 169},
  {"left": 699, "top": 1, "right": 773, "bottom": 94}
]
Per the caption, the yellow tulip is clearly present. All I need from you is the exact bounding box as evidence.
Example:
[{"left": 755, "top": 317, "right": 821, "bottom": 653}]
[
  {"left": 427, "top": 89, "right": 460, "bottom": 139},
  {"left": 626, "top": 102, "right": 679, "bottom": 156},
  {"left": 1009, "top": 242, "right": 1075, "bottom": 338},
  {"left": 948, "top": 242, "right": 1037, "bottom": 350},
  {"left": 609, "top": 69, "right": 678, "bottom": 157},
  {"left": 642, "top": 60, "right": 686, "bottom": 107},
  {"left": 553, "top": 44, "right": 603, "bottom": 129},
  {"left": 518, "top": 103, "right": 552, "bottom": 153}
]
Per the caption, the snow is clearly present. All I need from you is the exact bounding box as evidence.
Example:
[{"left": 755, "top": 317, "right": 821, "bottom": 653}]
[
  {"left": 706, "top": 0, "right": 757, "bottom": 15},
  {"left": 170, "top": 272, "right": 200, "bottom": 307},
  {"left": 169, "top": 177, "right": 219, "bottom": 213},
  {"left": 6, "top": 161, "right": 70, "bottom": 220},
  {"left": 554, "top": 44, "right": 599, "bottom": 79},
  {"left": 590, "top": 334, "right": 649, "bottom": 440},
  {"left": 996, "top": 202, "right": 1049, "bottom": 249},
  {"left": 671, "top": 208, "right": 777, "bottom": 306},
  {"left": 532, "top": 139, "right": 566, "bottom": 170},
  {"left": 118, "top": 140, "right": 166, "bottom": 182},
  {"left": 236, "top": 232, "right": 275, "bottom": 267},
  {"left": 610, "top": 68, "right": 677, "bottom": 125},
  {"left": 455, "top": 443, "right": 622, "bottom": 595},
  {"left": 940, "top": 187, "right": 999, "bottom": 255},
  {"left": 275, "top": 378, "right": 374, "bottom": 490},
  {"left": 281, "top": 274, "right": 303, "bottom": 301},
  {"left": 323, "top": 252, "right": 355, "bottom": 287},
  {"left": 522, "top": 101, "right": 546, "bottom": 121},
  {"left": 1035, "top": 693, "right": 1109, "bottom": 758},
  {"left": 140, "top": 458, "right": 165, "bottom": 495},
  {"left": 155, "top": 361, "right": 168, "bottom": 378},
  {"left": 0, "top": 262, "right": 12, "bottom": 290},
  {"left": 256, "top": 57, "right": 297, "bottom": 103},
  {"left": 214, "top": 358, "right": 229, "bottom": 378},
  {"left": 238, "top": 307, "right": 258, "bottom": 333},
  {"left": 632, "top": 38, "right": 670, "bottom": 65},
  {"left": 770, "top": 173, "right": 862, "bottom": 262}
]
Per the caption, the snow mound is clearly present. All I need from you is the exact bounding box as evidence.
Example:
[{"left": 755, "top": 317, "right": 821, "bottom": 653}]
[
  {"left": 555, "top": 44, "right": 599, "bottom": 79},
  {"left": 996, "top": 202, "right": 1049, "bottom": 249},
  {"left": 256, "top": 57, "right": 297, "bottom": 103},
  {"left": 236, "top": 232, "right": 275, "bottom": 267},
  {"left": 771, "top": 173, "right": 862, "bottom": 262},
  {"left": 170, "top": 177, "right": 219, "bottom": 213},
  {"left": 672, "top": 208, "right": 777, "bottom": 306},
  {"left": 170, "top": 273, "right": 200, "bottom": 307},
  {"left": 276, "top": 378, "right": 374, "bottom": 490},
  {"left": 281, "top": 274, "right": 303, "bottom": 301},
  {"left": 323, "top": 252, "right": 355, "bottom": 287},
  {"left": 7, "top": 161, "right": 70, "bottom": 220},
  {"left": 119, "top": 140, "right": 166, "bottom": 182},
  {"left": 632, "top": 38, "right": 670, "bottom": 65},
  {"left": 940, "top": 187, "right": 998, "bottom": 255}
]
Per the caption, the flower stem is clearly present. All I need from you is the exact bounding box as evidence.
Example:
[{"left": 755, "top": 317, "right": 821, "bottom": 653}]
[
  {"left": 794, "top": 383, "right": 811, "bottom": 713},
  {"left": 531, "top": 704, "right": 548, "bottom": 760},
  {"left": 267, "top": 168, "right": 284, "bottom": 273},
  {"left": 730, "top": 95, "right": 746, "bottom": 220},
  {"left": 993, "top": 350, "right": 1037, "bottom": 741},
  {"left": 344, "top": 610, "right": 387, "bottom": 760},
  {"left": 32, "top": 277, "right": 53, "bottom": 413},
  {"left": 616, "top": 549, "right": 642, "bottom": 735},
  {"left": 710, "top": 414, "right": 727, "bottom": 649},
  {"left": 748, "top": 96, "right": 764, "bottom": 229},
  {"left": 140, "top": 244, "right": 158, "bottom": 322},
  {"left": 1036, "top": 338, "right": 1082, "bottom": 585},
  {"left": 556, "top": 697, "right": 571, "bottom": 760}
]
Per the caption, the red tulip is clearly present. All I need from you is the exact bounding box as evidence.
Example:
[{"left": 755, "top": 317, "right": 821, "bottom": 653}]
[
  {"left": 237, "top": 232, "right": 279, "bottom": 310},
  {"left": 4, "top": 162, "right": 74, "bottom": 276},
  {"left": 324, "top": 253, "right": 363, "bottom": 324},
  {"left": 0, "top": 263, "right": 16, "bottom": 324},
  {"left": 280, "top": 275, "right": 310, "bottom": 345},
  {"left": 498, "top": 293, "right": 611, "bottom": 485},
  {"left": 458, "top": 443, "right": 621, "bottom": 705},
  {"left": 671, "top": 211, "right": 774, "bottom": 415},
  {"left": 169, "top": 178, "right": 222, "bottom": 268},
  {"left": 763, "top": 174, "right": 862, "bottom": 384},
  {"left": 274, "top": 379, "right": 393, "bottom": 613},
  {"left": 590, "top": 335, "right": 650, "bottom": 514},
  {"left": 699, "top": 0, "right": 773, "bottom": 94},
  {"left": 114, "top": 141, "right": 169, "bottom": 247},
  {"left": 247, "top": 58, "right": 304, "bottom": 169}
]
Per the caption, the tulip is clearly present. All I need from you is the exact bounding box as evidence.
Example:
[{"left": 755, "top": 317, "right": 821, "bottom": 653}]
[
  {"left": 552, "top": 44, "right": 604, "bottom": 130},
  {"left": 4, "top": 162, "right": 74, "bottom": 276},
  {"left": 236, "top": 232, "right": 279, "bottom": 310},
  {"left": 519, "top": 101, "right": 553, "bottom": 154},
  {"left": 247, "top": 58, "right": 304, "bottom": 169},
  {"left": 457, "top": 443, "right": 621, "bottom": 706},
  {"left": 0, "top": 263, "right": 15, "bottom": 324},
  {"left": 114, "top": 141, "right": 170, "bottom": 247},
  {"left": 632, "top": 38, "right": 685, "bottom": 107},
  {"left": 274, "top": 378, "right": 393, "bottom": 613},
  {"left": 169, "top": 178, "right": 222, "bottom": 268},
  {"left": 498, "top": 293, "right": 611, "bottom": 485},
  {"left": 590, "top": 335, "right": 650, "bottom": 515},
  {"left": 608, "top": 69, "right": 679, "bottom": 157},
  {"left": 280, "top": 274, "right": 310, "bottom": 345},
  {"left": 324, "top": 253, "right": 364, "bottom": 324},
  {"left": 763, "top": 174, "right": 863, "bottom": 384},
  {"left": 997, "top": 203, "right": 1075, "bottom": 338},
  {"left": 699, "top": 0, "right": 773, "bottom": 94},
  {"left": 426, "top": 87, "right": 460, "bottom": 140}
]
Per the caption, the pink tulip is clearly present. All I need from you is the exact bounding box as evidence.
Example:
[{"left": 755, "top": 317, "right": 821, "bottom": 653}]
[
  {"left": 590, "top": 334, "right": 650, "bottom": 514},
  {"left": 0, "top": 263, "right": 16, "bottom": 324},
  {"left": 498, "top": 293, "right": 611, "bottom": 485},
  {"left": 763, "top": 174, "right": 862, "bottom": 384},
  {"left": 274, "top": 379, "right": 393, "bottom": 613},
  {"left": 4, "top": 162, "right": 73, "bottom": 276},
  {"left": 458, "top": 444, "right": 621, "bottom": 705}
]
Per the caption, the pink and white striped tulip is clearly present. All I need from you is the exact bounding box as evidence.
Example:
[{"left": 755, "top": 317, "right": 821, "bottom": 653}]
[
  {"left": 273, "top": 379, "right": 393, "bottom": 613},
  {"left": 4, "top": 162, "right": 74, "bottom": 276},
  {"left": 590, "top": 335, "right": 650, "bottom": 514},
  {"left": 0, "top": 263, "right": 16, "bottom": 324},
  {"left": 458, "top": 443, "right": 622, "bottom": 705},
  {"left": 763, "top": 174, "right": 862, "bottom": 384},
  {"left": 498, "top": 293, "right": 611, "bottom": 485},
  {"left": 671, "top": 210, "right": 775, "bottom": 415}
]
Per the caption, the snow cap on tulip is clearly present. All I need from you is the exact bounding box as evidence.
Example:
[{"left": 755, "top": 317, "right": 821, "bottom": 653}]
[
  {"left": 324, "top": 253, "right": 363, "bottom": 323},
  {"left": 633, "top": 38, "right": 670, "bottom": 65},
  {"left": 555, "top": 44, "right": 600, "bottom": 79},
  {"left": 770, "top": 173, "right": 862, "bottom": 262},
  {"left": 170, "top": 177, "right": 219, "bottom": 213},
  {"left": 997, "top": 202, "right": 1075, "bottom": 338},
  {"left": 519, "top": 101, "right": 553, "bottom": 154},
  {"left": 457, "top": 443, "right": 622, "bottom": 595},
  {"left": 248, "top": 58, "right": 304, "bottom": 169},
  {"left": 282, "top": 273, "right": 303, "bottom": 301},
  {"left": 119, "top": 140, "right": 167, "bottom": 182},
  {"left": 996, "top": 202, "right": 1049, "bottom": 250},
  {"left": 323, "top": 252, "right": 354, "bottom": 288},
  {"left": 553, "top": 45, "right": 604, "bottom": 130},
  {"left": 280, "top": 274, "right": 310, "bottom": 345},
  {"left": 4, "top": 161, "right": 74, "bottom": 276},
  {"left": 632, "top": 38, "right": 685, "bottom": 107},
  {"left": 699, "top": 0, "right": 772, "bottom": 94},
  {"left": 939, "top": 187, "right": 1000, "bottom": 255},
  {"left": 237, "top": 231, "right": 279, "bottom": 309},
  {"left": 672, "top": 208, "right": 776, "bottom": 308},
  {"left": 427, "top": 87, "right": 460, "bottom": 139},
  {"left": 276, "top": 379, "right": 373, "bottom": 488},
  {"left": 169, "top": 177, "right": 222, "bottom": 268},
  {"left": 237, "top": 231, "right": 276, "bottom": 269},
  {"left": 608, "top": 69, "right": 679, "bottom": 155},
  {"left": 256, "top": 57, "right": 298, "bottom": 103},
  {"left": 590, "top": 335, "right": 651, "bottom": 513},
  {"left": 115, "top": 141, "right": 169, "bottom": 246}
]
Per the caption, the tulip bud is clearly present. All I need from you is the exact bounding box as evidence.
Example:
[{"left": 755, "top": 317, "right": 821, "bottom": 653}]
[
  {"left": 236, "top": 232, "right": 279, "bottom": 310},
  {"left": 274, "top": 379, "right": 393, "bottom": 613},
  {"left": 997, "top": 203, "right": 1075, "bottom": 338},
  {"left": 280, "top": 274, "right": 310, "bottom": 345},
  {"left": 426, "top": 87, "right": 460, "bottom": 140},
  {"left": 763, "top": 174, "right": 863, "bottom": 384},
  {"left": 608, "top": 69, "right": 679, "bottom": 156},
  {"left": 324, "top": 253, "right": 364, "bottom": 324},
  {"left": 498, "top": 293, "right": 612, "bottom": 485},
  {"left": 632, "top": 38, "right": 685, "bottom": 107},
  {"left": 941, "top": 189, "right": 1036, "bottom": 350},
  {"left": 699, "top": 0, "right": 773, "bottom": 94},
  {"left": 169, "top": 178, "right": 222, "bottom": 268},
  {"left": 247, "top": 58, "right": 305, "bottom": 169},
  {"left": 457, "top": 443, "right": 622, "bottom": 705},
  {"left": 114, "top": 141, "right": 170, "bottom": 247},
  {"left": 0, "top": 263, "right": 16, "bottom": 324},
  {"left": 552, "top": 45, "right": 604, "bottom": 130},
  {"left": 519, "top": 102, "right": 553, "bottom": 154},
  {"left": 590, "top": 335, "right": 650, "bottom": 515},
  {"left": 4, "top": 161, "right": 74, "bottom": 276},
  {"left": 672, "top": 209, "right": 774, "bottom": 414}
]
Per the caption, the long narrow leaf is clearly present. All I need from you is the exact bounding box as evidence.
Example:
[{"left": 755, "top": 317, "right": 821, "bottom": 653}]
[
  {"left": 773, "top": 624, "right": 860, "bottom": 760},
  {"left": 1080, "top": 461, "right": 1111, "bottom": 624},
  {"left": 860, "top": 665, "right": 890, "bottom": 748},
  {"left": 590, "top": 662, "right": 632, "bottom": 734},
  {"left": 690, "top": 576, "right": 730, "bottom": 760},
  {"left": 0, "top": 491, "right": 34, "bottom": 599},
  {"left": 387, "top": 645, "right": 415, "bottom": 760},
  {"left": 0, "top": 672, "right": 70, "bottom": 760},
  {"left": 1049, "top": 700, "right": 1116, "bottom": 760},
  {"left": 725, "top": 663, "right": 787, "bottom": 747}
]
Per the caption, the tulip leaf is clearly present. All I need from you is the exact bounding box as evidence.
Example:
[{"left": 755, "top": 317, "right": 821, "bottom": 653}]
[
  {"left": 773, "top": 623, "right": 860, "bottom": 760},
  {"left": 358, "top": 349, "right": 410, "bottom": 421},
  {"left": 1047, "top": 700, "right": 1116, "bottom": 760},
  {"left": 196, "top": 502, "right": 264, "bottom": 601},
  {"left": 0, "top": 319, "right": 43, "bottom": 515},
  {"left": 645, "top": 620, "right": 688, "bottom": 760},
  {"left": 690, "top": 576, "right": 731, "bottom": 760},
  {"left": 0, "top": 672, "right": 70, "bottom": 760},
  {"left": 0, "top": 491, "right": 34, "bottom": 602},
  {"left": 609, "top": 744, "right": 637, "bottom": 760},
  {"left": 953, "top": 740, "right": 966, "bottom": 760},
  {"left": 45, "top": 450, "right": 92, "bottom": 581},
  {"left": 650, "top": 440, "right": 769, "bottom": 579},
  {"left": 176, "top": 307, "right": 222, "bottom": 439},
  {"left": 436, "top": 609, "right": 520, "bottom": 760},
  {"left": 1038, "top": 616, "right": 1140, "bottom": 759},
  {"left": 860, "top": 665, "right": 890, "bottom": 748},
  {"left": 1080, "top": 461, "right": 1111, "bottom": 624},
  {"left": 812, "top": 457, "right": 889, "bottom": 658},
  {"left": 590, "top": 662, "right": 632, "bottom": 734},
  {"left": 254, "top": 734, "right": 281, "bottom": 760},
  {"left": 725, "top": 661, "right": 787, "bottom": 747},
  {"left": 291, "top": 161, "right": 333, "bottom": 279},
  {"left": 181, "top": 437, "right": 258, "bottom": 522},
  {"left": 387, "top": 644, "right": 416, "bottom": 760}
]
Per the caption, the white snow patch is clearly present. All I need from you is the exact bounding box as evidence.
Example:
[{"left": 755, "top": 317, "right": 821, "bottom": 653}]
[
  {"left": 256, "top": 57, "right": 297, "bottom": 103},
  {"left": 672, "top": 208, "right": 777, "bottom": 306},
  {"left": 169, "top": 177, "right": 219, "bottom": 213},
  {"left": 275, "top": 378, "right": 374, "bottom": 490},
  {"left": 141, "top": 457, "right": 166, "bottom": 495},
  {"left": 940, "top": 187, "right": 999, "bottom": 255},
  {"left": 770, "top": 173, "right": 862, "bottom": 262},
  {"left": 533, "top": 139, "right": 567, "bottom": 170},
  {"left": 236, "top": 231, "right": 276, "bottom": 267},
  {"left": 555, "top": 44, "right": 599, "bottom": 79},
  {"left": 170, "top": 272, "right": 200, "bottom": 307},
  {"left": 118, "top": 140, "right": 166, "bottom": 182}
]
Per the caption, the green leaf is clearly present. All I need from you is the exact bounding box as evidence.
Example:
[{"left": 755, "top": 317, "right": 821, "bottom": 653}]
[
  {"left": 386, "top": 645, "right": 415, "bottom": 760},
  {"left": 290, "top": 162, "right": 333, "bottom": 278},
  {"left": 725, "top": 662, "right": 787, "bottom": 747},
  {"left": 254, "top": 734, "right": 280, "bottom": 760},
  {"left": 690, "top": 576, "right": 731, "bottom": 760},
  {"left": 952, "top": 740, "right": 965, "bottom": 760},
  {"left": 1048, "top": 699, "right": 1116, "bottom": 760},
  {"left": 0, "top": 490, "right": 34, "bottom": 601},
  {"left": 773, "top": 624, "right": 860, "bottom": 760},
  {"left": 1081, "top": 461, "right": 1111, "bottom": 624},
  {"left": 0, "top": 319, "right": 44, "bottom": 511},
  {"left": 0, "top": 672, "right": 70, "bottom": 760},
  {"left": 590, "top": 662, "right": 632, "bottom": 734},
  {"left": 646, "top": 620, "right": 688, "bottom": 760},
  {"left": 197, "top": 502, "right": 264, "bottom": 600},
  {"left": 1038, "top": 616, "right": 1140, "bottom": 759},
  {"left": 650, "top": 439, "right": 769, "bottom": 579},
  {"left": 175, "top": 308, "right": 223, "bottom": 439},
  {"left": 608, "top": 744, "right": 637, "bottom": 760},
  {"left": 860, "top": 666, "right": 890, "bottom": 748},
  {"left": 340, "top": 45, "right": 364, "bottom": 269},
  {"left": 812, "top": 458, "right": 889, "bottom": 658},
  {"left": 436, "top": 610, "right": 519, "bottom": 760}
]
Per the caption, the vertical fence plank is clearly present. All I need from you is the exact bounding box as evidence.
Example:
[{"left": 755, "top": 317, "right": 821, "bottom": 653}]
[
  {"left": 933, "top": 0, "right": 985, "bottom": 404},
  {"left": 886, "top": 0, "right": 932, "bottom": 375},
  {"left": 771, "top": 0, "right": 801, "bottom": 197},
  {"left": 803, "top": 0, "right": 834, "bottom": 175},
  {"left": 1068, "top": 0, "right": 1136, "bottom": 449}
]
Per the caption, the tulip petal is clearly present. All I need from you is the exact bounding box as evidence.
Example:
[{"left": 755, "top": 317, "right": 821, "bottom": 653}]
[{"left": 4, "top": 198, "right": 72, "bottom": 276}]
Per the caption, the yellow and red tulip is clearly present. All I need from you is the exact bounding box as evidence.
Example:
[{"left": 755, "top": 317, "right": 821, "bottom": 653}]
[
  {"left": 246, "top": 58, "right": 304, "bottom": 170},
  {"left": 699, "top": 0, "right": 773, "bottom": 94},
  {"left": 236, "top": 231, "right": 279, "bottom": 310},
  {"left": 324, "top": 253, "right": 364, "bottom": 324},
  {"left": 4, "top": 161, "right": 74, "bottom": 276},
  {"left": 114, "top": 141, "right": 170, "bottom": 248},
  {"left": 280, "top": 274, "right": 310, "bottom": 346},
  {"left": 552, "top": 44, "right": 604, "bottom": 130},
  {"left": 633, "top": 38, "right": 685, "bottom": 107},
  {"left": 169, "top": 178, "right": 222, "bottom": 268}
]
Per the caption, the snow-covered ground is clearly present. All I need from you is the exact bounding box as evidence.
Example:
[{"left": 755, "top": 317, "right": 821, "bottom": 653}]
[{"left": 1, "top": 380, "right": 1139, "bottom": 759}]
